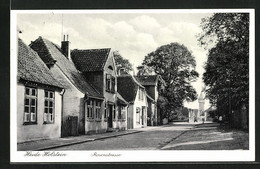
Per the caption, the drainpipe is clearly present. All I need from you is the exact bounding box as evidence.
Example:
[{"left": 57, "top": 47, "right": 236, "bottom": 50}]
[{"left": 59, "top": 89, "right": 65, "bottom": 137}]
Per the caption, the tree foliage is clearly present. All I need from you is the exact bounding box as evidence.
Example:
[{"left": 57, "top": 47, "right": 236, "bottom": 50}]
[
  {"left": 113, "top": 51, "right": 133, "bottom": 74},
  {"left": 198, "top": 13, "right": 249, "bottom": 116},
  {"left": 138, "top": 42, "right": 199, "bottom": 117}
]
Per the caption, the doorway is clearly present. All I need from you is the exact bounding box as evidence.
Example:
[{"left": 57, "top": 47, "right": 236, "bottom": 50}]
[{"left": 108, "top": 105, "right": 113, "bottom": 128}]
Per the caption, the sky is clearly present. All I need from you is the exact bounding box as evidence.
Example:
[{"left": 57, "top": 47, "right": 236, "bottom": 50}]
[{"left": 17, "top": 11, "right": 213, "bottom": 110}]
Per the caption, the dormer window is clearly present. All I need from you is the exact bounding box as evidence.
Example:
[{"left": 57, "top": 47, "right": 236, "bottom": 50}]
[{"left": 108, "top": 65, "right": 113, "bottom": 70}]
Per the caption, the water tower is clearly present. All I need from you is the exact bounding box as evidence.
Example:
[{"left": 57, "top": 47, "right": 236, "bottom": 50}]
[{"left": 198, "top": 90, "right": 206, "bottom": 122}]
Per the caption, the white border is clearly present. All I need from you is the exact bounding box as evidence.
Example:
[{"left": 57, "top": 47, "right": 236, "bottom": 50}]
[{"left": 10, "top": 9, "right": 255, "bottom": 162}]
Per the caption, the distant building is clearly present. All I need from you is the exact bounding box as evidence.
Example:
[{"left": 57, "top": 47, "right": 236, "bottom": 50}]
[
  {"left": 188, "top": 91, "right": 206, "bottom": 123},
  {"left": 198, "top": 91, "right": 206, "bottom": 122},
  {"left": 134, "top": 75, "right": 164, "bottom": 126},
  {"left": 117, "top": 74, "right": 148, "bottom": 129},
  {"left": 17, "top": 38, "right": 63, "bottom": 142},
  {"left": 71, "top": 47, "right": 128, "bottom": 132}
]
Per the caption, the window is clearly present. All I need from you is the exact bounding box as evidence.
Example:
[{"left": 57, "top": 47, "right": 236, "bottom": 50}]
[
  {"left": 87, "top": 100, "right": 94, "bottom": 119},
  {"left": 118, "top": 105, "right": 126, "bottom": 120},
  {"left": 95, "top": 101, "right": 101, "bottom": 119},
  {"left": 44, "top": 90, "right": 55, "bottom": 123},
  {"left": 138, "top": 88, "right": 144, "bottom": 101},
  {"left": 104, "top": 102, "right": 107, "bottom": 119},
  {"left": 106, "top": 74, "right": 115, "bottom": 93},
  {"left": 24, "top": 87, "right": 37, "bottom": 124},
  {"left": 108, "top": 65, "right": 113, "bottom": 70},
  {"left": 113, "top": 105, "right": 116, "bottom": 119},
  {"left": 106, "top": 74, "right": 111, "bottom": 91},
  {"left": 118, "top": 106, "right": 122, "bottom": 119},
  {"left": 136, "top": 107, "right": 140, "bottom": 123},
  {"left": 111, "top": 76, "right": 115, "bottom": 92},
  {"left": 121, "top": 106, "right": 126, "bottom": 119}
]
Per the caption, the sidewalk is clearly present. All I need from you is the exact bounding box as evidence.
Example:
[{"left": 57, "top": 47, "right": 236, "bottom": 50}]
[{"left": 17, "top": 126, "right": 165, "bottom": 151}]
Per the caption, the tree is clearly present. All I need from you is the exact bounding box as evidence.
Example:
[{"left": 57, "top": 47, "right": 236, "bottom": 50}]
[
  {"left": 138, "top": 42, "right": 199, "bottom": 118},
  {"left": 113, "top": 51, "right": 133, "bottom": 74},
  {"left": 198, "top": 13, "right": 249, "bottom": 125}
]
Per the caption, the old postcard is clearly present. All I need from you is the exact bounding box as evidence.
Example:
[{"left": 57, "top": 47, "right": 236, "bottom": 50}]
[{"left": 10, "top": 9, "right": 255, "bottom": 162}]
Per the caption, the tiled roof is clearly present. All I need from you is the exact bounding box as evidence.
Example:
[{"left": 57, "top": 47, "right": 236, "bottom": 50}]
[
  {"left": 134, "top": 75, "right": 160, "bottom": 86},
  {"left": 117, "top": 75, "right": 145, "bottom": 103},
  {"left": 17, "top": 38, "right": 62, "bottom": 89},
  {"left": 30, "top": 37, "right": 102, "bottom": 99},
  {"left": 117, "top": 93, "right": 128, "bottom": 105},
  {"left": 71, "top": 48, "right": 111, "bottom": 72},
  {"left": 146, "top": 93, "right": 155, "bottom": 102}
]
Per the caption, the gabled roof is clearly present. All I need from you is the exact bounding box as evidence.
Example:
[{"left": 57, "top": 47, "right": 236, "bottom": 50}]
[
  {"left": 117, "top": 74, "right": 145, "bottom": 103},
  {"left": 29, "top": 36, "right": 102, "bottom": 99},
  {"left": 71, "top": 48, "right": 111, "bottom": 72},
  {"left": 17, "top": 38, "right": 62, "bottom": 89},
  {"left": 134, "top": 75, "right": 162, "bottom": 86},
  {"left": 146, "top": 93, "right": 155, "bottom": 102},
  {"left": 117, "top": 93, "right": 128, "bottom": 106}
]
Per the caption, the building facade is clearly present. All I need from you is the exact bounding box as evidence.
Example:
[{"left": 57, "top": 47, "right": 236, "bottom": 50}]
[
  {"left": 71, "top": 45, "right": 128, "bottom": 133},
  {"left": 117, "top": 74, "right": 148, "bottom": 129},
  {"left": 17, "top": 38, "right": 63, "bottom": 142},
  {"left": 30, "top": 36, "right": 104, "bottom": 137},
  {"left": 134, "top": 75, "right": 164, "bottom": 126}
]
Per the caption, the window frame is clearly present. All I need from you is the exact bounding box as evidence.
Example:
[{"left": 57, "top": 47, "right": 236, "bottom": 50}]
[
  {"left": 87, "top": 100, "right": 94, "bottom": 119},
  {"left": 95, "top": 101, "right": 101, "bottom": 120},
  {"left": 113, "top": 105, "right": 116, "bottom": 120},
  {"left": 136, "top": 107, "right": 140, "bottom": 124},
  {"left": 43, "top": 90, "right": 55, "bottom": 124},
  {"left": 23, "top": 86, "right": 38, "bottom": 125},
  {"left": 106, "top": 74, "right": 111, "bottom": 92},
  {"left": 106, "top": 74, "right": 116, "bottom": 93},
  {"left": 104, "top": 101, "right": 108, "bottom": 119}
]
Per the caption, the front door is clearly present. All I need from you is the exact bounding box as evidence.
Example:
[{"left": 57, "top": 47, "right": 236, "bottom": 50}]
[{"left": 108, "top": 105, "right": 113, "bottom": 128}]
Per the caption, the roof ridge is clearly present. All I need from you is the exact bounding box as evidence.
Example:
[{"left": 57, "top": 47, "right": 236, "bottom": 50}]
[{"left": 72, "top": 48, "right": 111, "bottom": 51}]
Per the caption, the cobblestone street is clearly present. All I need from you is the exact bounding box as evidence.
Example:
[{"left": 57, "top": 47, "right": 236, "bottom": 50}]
[{"left": 48, "top": 123, "right": 249, "bottom": 151}]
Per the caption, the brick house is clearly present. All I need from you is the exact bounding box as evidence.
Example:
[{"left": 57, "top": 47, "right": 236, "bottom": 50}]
[
  {"left": 17, "top": 38, "right": 64, "bottom": 142},
  {"left": 117, "top": 74, "right": 148, "bottom": 129},
  {"left": 30, "top": 36, "right": 104, "bottom": 136},
  {"left": 134, "top": 75, "right": 164, "bottom": 126},
  {"left": 71, "top": 47, "right": 128, "bottom": 132}
]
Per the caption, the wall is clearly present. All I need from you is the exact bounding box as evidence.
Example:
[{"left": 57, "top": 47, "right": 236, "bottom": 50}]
[
  {"left": 127, "top": 104, "right": 134, "bottom": 129},
  {"left": 133, "top": 87, "right": 148, "bottom": 129},
  {"left": 114, "top": 104, "right": 128, "bottom": 130},
  {"left": 103, "top": 51, "right": 117, "bottom": 104},
  {"left": 50, "top": 64, "right": 84, "bottom": 137},
  {"left": 85, "top": 100, "right": 107, "bottom": 134},
  {"left": 84, "top": 71, "right": 103, "bottom": 94},
  {"left": 17, "top": 83, "right": 62, "bottom": 143}
]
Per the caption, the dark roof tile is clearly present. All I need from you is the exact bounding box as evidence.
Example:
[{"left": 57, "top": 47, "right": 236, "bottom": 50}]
[
  {"left": 30, "top": 37, "right": 102, "bottom": 99},
  {"left": 117, "top": 75, "right": 144, "bottom": 103},
  {"left": 134, "top": 75, "right": 160, "bottom": 86},
  {"left": 71, "top": 48, "right": 111, "bottom": 72},
  {"left": 18, "top": 38, "right": 62, "bottom": 89}
]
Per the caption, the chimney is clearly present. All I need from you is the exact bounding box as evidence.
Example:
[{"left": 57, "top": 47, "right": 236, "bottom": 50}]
[{"left": 61, "top": 34, "right": 71, "bottom": 61}]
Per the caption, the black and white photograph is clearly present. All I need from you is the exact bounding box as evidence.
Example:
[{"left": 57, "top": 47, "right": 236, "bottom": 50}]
[{"left": 10, "top": 9, "right": 255, "bottom": 162}]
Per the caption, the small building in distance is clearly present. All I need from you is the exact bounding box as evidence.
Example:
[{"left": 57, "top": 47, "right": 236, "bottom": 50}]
[{"left": 117, "top": 74, "right": 148, "bottom": 129}]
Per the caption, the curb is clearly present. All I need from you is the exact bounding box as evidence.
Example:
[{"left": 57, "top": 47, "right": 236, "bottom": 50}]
[{"left": 34, "top": 130, "right": 143, "bottom": 151}]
